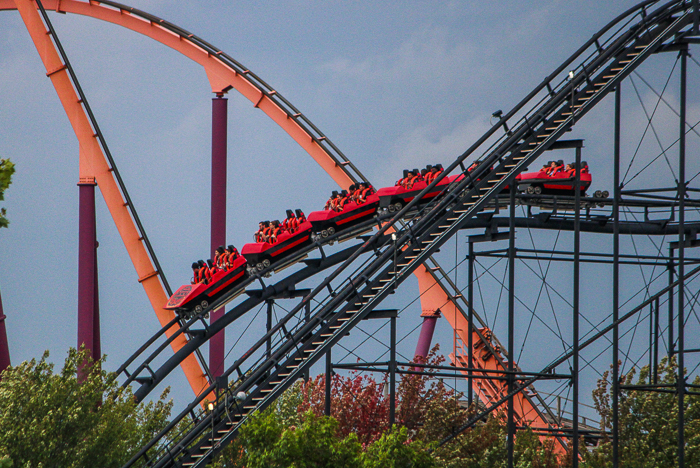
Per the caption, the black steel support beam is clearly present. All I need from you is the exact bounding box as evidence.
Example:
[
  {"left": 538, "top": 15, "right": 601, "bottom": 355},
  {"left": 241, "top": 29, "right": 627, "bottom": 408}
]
[
  {"left": 677, "top": 44, "right": 687, "bottom": 468},
  {"left": 613, "top": 84, "right": 621, "bottom": 468},
  {"left": 507, "top": 181, "right": 516, "bottom": 467}
]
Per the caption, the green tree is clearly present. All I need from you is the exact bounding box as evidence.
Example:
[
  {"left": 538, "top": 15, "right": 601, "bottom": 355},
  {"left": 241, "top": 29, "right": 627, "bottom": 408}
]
[
  {"left": 361, "top": 426, "right": 436, "bottom": 468},
  {"left": 582, "top": 357, "right": 700, "bottom": 467},
  {"left": 0, "top": 347, "right": 173, "bottom": 468},
  {"left": 234, "top": 409, "right": 361, "bottom": 468},
  {"left": 0, "top": 159, "right": 15, "bottom": 229}
]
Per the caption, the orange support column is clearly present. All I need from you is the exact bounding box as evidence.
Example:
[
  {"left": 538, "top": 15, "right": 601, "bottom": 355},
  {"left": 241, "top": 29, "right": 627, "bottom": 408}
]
[{"left": 14, "top": 0, "right": 208, "bottom": 397}]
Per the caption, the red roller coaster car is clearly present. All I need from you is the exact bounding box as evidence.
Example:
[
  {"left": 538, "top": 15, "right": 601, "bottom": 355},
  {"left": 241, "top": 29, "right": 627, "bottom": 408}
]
[
  {"left": 165, "top": 255, "right": 248, "bottom": 316},
  {"left": 307, "top": 193, "right": 380, "bottom": 240},
  {"left": 241, "top": 221, "right": 314, "bottom": 271},
  {"left": 516, "top": 162, "right": 593, "bottom": 196},
  {"left": 377, "top": 174, "right": 464, "bottom": 213}
]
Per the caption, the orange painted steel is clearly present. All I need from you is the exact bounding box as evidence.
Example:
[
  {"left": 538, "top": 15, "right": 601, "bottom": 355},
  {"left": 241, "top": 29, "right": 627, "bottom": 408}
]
[
  {"left": 6, "top": 0, "right": 501, "bottom": 416},
  {"left": 415, "top": 265, "right": 564, "bottom": 452},
  {"left": 13, "top": 0, "right": 209, "bottom": 398},
  {"left": 0, "top": 0, "right": 354, "bottom": 190}
]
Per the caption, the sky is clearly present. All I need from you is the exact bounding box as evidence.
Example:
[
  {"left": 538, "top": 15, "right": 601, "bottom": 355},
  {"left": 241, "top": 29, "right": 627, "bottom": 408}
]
[{"left": 2, "top": 0, "right": 699, "bottom": 423}]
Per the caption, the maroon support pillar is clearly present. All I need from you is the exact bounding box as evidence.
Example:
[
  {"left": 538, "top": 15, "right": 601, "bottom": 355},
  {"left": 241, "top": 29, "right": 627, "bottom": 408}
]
[
  {"left": 210, "top": 95, "right": 228, "bottom": 380},
  {"left": 78, "top": 179, "right": 99, "bottom": 362},
  {"left": 0, "top": 289, "right": 10, "bottom": 378},
  {"left": 413, "top": 309, "right": 440, "bottom": 364}
]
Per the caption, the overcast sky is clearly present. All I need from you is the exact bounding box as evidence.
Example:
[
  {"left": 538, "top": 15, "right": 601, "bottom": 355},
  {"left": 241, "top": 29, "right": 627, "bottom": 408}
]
[{"left": 2, "top": 0, "right": 698, "bottom": 418}]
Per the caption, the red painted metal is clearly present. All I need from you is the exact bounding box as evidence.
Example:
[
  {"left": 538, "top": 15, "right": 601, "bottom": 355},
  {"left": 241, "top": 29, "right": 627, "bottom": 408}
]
[
  {"left": 210, "top": 96, "right": 227, "bottom": 380},
  {"left": 78, "top": 180, "right": 98, "bottom": 360},
  {"left": 0, "top": 289, "right": 10, "bottom": 377}
]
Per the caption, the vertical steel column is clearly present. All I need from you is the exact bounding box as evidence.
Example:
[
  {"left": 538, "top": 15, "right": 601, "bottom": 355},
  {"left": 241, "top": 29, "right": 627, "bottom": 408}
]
[
  {"left": 677, "top": 46, "right": 687, "bottom": 468},
  {"left": 210, "top": 95, "right": 228, "bottom": 380},
  {"left": 653, "top": 297, "right": 660, "bottom": 384},
  {"left": 78, "top": 180, "right": 99, "bottom": 363},
  {"left": 468, "top": 240, "right": 474, "bottom": 408},
  {"left": 668, "top": 245, "right": 675, "bottom": 358},
  {"left": 0, "top": 289, "right": 10, "bottom": 377},
  {"left": 390, "top": 315, "right": 396, "bottom": 426},
  {"left": 507, "top": 181, "right": 516, "bottom": 468},
  {"left": 649, "top": 304, "right": 654, "bottom": 380},
  {"left": 304, "top": 302, "right": 311, "bottom": 381},
  {"left": 612, "top": 86, "right": 621, "bottom": 468},
  {"left": 573, "top": 144, "right": 582, "bottom": 467},
  {"left": 266, "top": 300, "right": 273, "bottom": 360},
  {"left": 325, "top": 349, "right": 332, "bottom": 416}
]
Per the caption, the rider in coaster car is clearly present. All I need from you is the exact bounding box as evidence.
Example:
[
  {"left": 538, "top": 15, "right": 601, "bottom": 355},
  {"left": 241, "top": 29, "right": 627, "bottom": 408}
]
[
  {"left": 347, "top": 184, "right": 357, "bottom": 202},
  {"left": 191, "top": 262, "right": 200, "bottom": 284},
  {"left": 335, "top": 190, "right": 350, "bottom": 212},
  {"left": 225, "top": 245, "right": 239, "bottom": 268},
  {"left": 550, "top": 160, "right": 565, "bottom": 175},
  {"left": 396, "top": 169, "right": 409, "bottom": 187},
  {"left": 403, "top": 169, "right": 417, "bottom": 189},
  {"left": 282, "top": 209, "right": 295, "bottom": 233},
  {"left": 214, "top": 246, "right": 226, "bottom": 270},
  {"left": 257, "top": 221, "right": 271, "bottom": 243},
  {"left": 565, "top": 162, "right": 576, "bottom": 177},
  {"left": 197, "top": 260, "right": 208, "bottom": 283},
  {"left": 205, "top": 259, "right": 216, "bottom": 282},
  {"left": 355, "top": 182, "right": 373, "bottom": 204},
  {"left": 295, "top": 209, "right": 306, "bottom": 224},
  {"left": 325, "top": 191, "right": 339, "bottom": 211},
  {"left": 269, "top": 220, "right": 282, "bottom": 243},
  {"left": 424, "top": 165, "right": 435, "bottom": 183},
  {"left": 410, "top": 168, "right": 422, "bottom": 188},
  {"left": 254, "top": 221, "right": 265, "bottom": 242}
]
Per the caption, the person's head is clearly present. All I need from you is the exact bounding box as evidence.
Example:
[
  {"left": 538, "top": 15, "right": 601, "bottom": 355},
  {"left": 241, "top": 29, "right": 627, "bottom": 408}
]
[
  {"left": 216, "top": 246, "right": 225, "bottom": 255},
  {"left": 565, "top": 163, "right": 573, "bottom": 170},
  {"left": 332, "top": 190, "right": 338, "bottom": 198},
  {"left": 426, "top": 164, "right": 433, "bottom": 172},
  {"left": 264, "top": 220, "right": 270, "bottom": 227},
  {"left": 421, "top": 168, "right": 428, "bottom": 176},
  {"left": 198, "top": 260, "right": 206, "bottom": 268},
  {"left": 341, "top": 190, "right": 348, "bottom": 197},
  {"left": 430, "top": 166, "right": 438, "bottom": 173},
  {"left": 192, "top": 262, "right": 199, "bottom": 270},
  {"left": 226, "top": 245, "right": 235, "bottom": 253}
]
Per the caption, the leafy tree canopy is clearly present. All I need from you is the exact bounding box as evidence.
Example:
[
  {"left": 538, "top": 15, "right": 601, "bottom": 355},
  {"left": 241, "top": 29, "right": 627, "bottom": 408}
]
[
  {"left": 0, "top": 158, "right": 15, "bottom": 229},
  {"left": 0, "top": 347, "right": 173, "bottom": 468}
]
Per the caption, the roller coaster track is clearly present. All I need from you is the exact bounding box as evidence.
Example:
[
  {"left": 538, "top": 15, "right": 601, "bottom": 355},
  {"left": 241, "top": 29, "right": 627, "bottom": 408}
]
[
  {"left": 4, "top": 0, "right": 495, "bottom": 405},
  {"left": 5, "top": 0, "right": 569, "bottom": 450},
  {"left": 115, "top": 1, "right": 700, "bottom": 466},
  {"left": 6, "top": 0, "right": 564, "bottom": 436}
]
